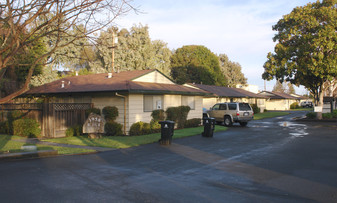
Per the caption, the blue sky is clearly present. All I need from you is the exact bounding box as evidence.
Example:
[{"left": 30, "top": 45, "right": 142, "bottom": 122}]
[{"left": 115, "top": 0, "right": 313, "bottom": 94}]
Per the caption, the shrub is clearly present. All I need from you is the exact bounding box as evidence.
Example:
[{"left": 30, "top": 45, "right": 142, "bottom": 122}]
[
  {"left": 250, "top": 104, "right": 260, "bottom": 114},
  {"left": 306, "top": 112, "right": 317, "bottom": 119},
  {"left": 166, "top": 106, "right": 191, "bottom": 128},
  {"left": 290, "top": 102, "right": 300, "bottom": 109},
  {"left": 322, "top": 113, "right": 333, "bottom": 119},
  {"left": 102, "top": 106, "right": 119, "bottom": 121},
  {"left": 85, "top": 108, "right": 101, "bottom": 118},
  {"left": 66, "top": 125, "right": 83, "bottom": 137},
  {"left": 332, "top": 110, "right": 337, "bottom": 118},
  {"left": 104, "top": 121, "right": 123, "bottom": 136},
  {"left": 264, "top": 109, "right": 268, "bottom": 112},
  {"left": 0, "top": 121, "right": 9, "bottom": 134},
  {"left": 150, "top": 120, "right": 161, "bottom": 133},
  {"left": 7, "top": 110, "right": 24, "bottom": 135},
  {"left": 13, "top": 118, "right": 41, "bottom": 138},
  {"left": 151, "top": 109, "right": 165, "bottom": 121},
  {"left": 129, "top": 121, "right": 153, "bottom": 136},
  {"left": 185, "top": 118, "right": 201, "bottom": 128}
]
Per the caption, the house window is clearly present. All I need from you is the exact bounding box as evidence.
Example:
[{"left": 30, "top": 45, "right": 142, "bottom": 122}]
[
  {"left": 144, "top": 95, "right": 163, "bottom": 112},
  {"left": 182, "top": 96, "right": 195, "bottom": 110}
]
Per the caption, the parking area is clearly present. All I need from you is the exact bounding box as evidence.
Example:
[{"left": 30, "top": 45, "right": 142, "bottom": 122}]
[{"left": 0, "top": 111, "right": 337, "bottom": 202}]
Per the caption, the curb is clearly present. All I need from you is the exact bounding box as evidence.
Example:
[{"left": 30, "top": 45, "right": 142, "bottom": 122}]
[{"left": 0, "top": 150, "right": 58, "bottom": 160}]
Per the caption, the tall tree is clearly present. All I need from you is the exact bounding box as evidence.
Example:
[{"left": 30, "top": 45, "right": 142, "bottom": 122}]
[
  {"left": 218, "top": 54, "right": 247, "bottom": 87},
  {"left": 170, "top": 45, "right": 226, "bottom": 86},
  {"left": 287, "top": 83, "right": 296, "bottom": 94},
  {"left": 0, "top": 0, "right": 135, "bottom": 103},
  {"left": 95, "top": 25, "right": 172, "bottom": 75},
  {"left": 272, "top": 80, "right": 286, "bottom": 93},
  {"left": 262, "top": 0, "right": 337, "bottom": 107}
]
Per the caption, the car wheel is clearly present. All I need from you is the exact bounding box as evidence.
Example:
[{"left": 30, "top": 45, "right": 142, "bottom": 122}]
[
  {"left": 239, "top": 122, "right": 248, "bottom": 127},
  {"left": 224, "top": 116, "right": 232, "bottom": 127}
]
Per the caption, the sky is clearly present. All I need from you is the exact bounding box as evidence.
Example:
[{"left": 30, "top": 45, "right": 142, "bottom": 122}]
[{"left": 115, "top": 0, "right": 314, "bottom": 94}]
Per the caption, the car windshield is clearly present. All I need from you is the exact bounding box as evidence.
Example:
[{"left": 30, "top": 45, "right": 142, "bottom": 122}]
[{"left": 239, "top": 103, "right": 251, "bottom": 111}]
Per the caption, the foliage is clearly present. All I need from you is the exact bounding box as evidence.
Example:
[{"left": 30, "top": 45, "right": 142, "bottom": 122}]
[
  {"left": 218, "top": 54, "right": 247, "bottom": 87},
  {"left": 272, "top": 80, "right": 287, "bottom": 93},
  {"left": 262, "top": 1, "right": 337, "bottom": 106},
  {"left": 85, "top": 108, "right": 101, "bottom": 118},
  {"left": 0, "top": 0, "right": 135, "bottom": 104},
  {"left": 129, "top": 121, "right": 151, "bottom": 136},
  {"left": 333, "top": 110, "right": 337, "bottom": 118},
  {"left": 0, "top": 121, "right": 9, "bottom": 134},
  {"left": 290, "top": 102, "right": 300, "bottom": 109},
  {"left": 30, "top": 65, "right": 60, "bottom": 87},
  {"left": 150, "top": 120, "right": 161, "bottom": 133},
  {"left": 306, "top": 112, "right": 317, "bottom": 119},
  {"left": 250, "top": 104, "right": 260, "bottom": 114},
  {"left": 165, "top": 106, "right": 191, "bottom": 128},
  {"left": 185, "top": 118, "right": 201, "bottom": 128},
  {"left": 151, "top": 109, "right": 165, "bottom": 121},
  {"left": 66, "top": 125, "right": 83, "bottom": 137},
  {"left": 96, "top": 25, "right": 172, "bottom": 75},
  {"left": 170, "top": 45, "right": 226, "bottom": 86},
  {"left": 102, "top": 106, "right": 119, "bottom": 122},
  {"left": 7, "top": 110, "right": 24, "bottom": 135},
  {"left": 13, "top": 118, "right": 41, "bottom": 138},
  {"left": 104, "top": 121, "right": 123, "bottom": 136},
  {"left": 322, "top": 113, "right": 333, "bottom": 119}
]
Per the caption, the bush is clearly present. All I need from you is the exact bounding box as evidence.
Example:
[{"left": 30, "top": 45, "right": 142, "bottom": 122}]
[
  {"left": 85, "top": 108, "right": 101, "bottom": 117},
  {"left": 151, "top": 109, "right": 165, "bottom": 121},
  {"left": 102, "top": 106, "right": 119, "bottom": 121},
  {"left": 66, "top": 125, "right": 83, "bottom": 137},
  {"left": 166, "top": 106, "right": 191, "bottom": 128},
  {"left": 290, "top": 102, "right": 300, "bottom": 109},
  {"left": 13, "top": 118, "right": 41, "bottom": 138},
  {"left": 332, "top": 110, "right": 337, "bottom": 118},
  {"left": 306, "top": 112, "right": 317, "bottom": 119},
  {"left": 185, "top": 118, "right": 201, "bottom": 128},
  {"left": 104, "top": 121, "right": 123, "bottom": 136},
  {"left": 322, "top": 113, "right": 333, "bottom": 119},
  {"left": 150, "top": 120, "right": 161, "bottom": 133},
  {"left": 129, "top": 121, "right": 153, "bottom": 136},
  {"left": 7, "top": 110, "right": 24, "bottom": 135},
  {"left": 0, "top": 121, "right": 9, "bottom": 134},
  {"left": 250, "top": 104, "right": 260, "bottom": 114},
  {"left": 264, "top": 109, "right": 268, "bottom": 112}
]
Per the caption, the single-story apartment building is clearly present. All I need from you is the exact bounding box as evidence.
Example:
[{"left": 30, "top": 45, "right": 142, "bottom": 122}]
[
  {"left": 185, "top": 83, "right": 266, "bottom": 112},
  {"left": 258, "top": 91, "right": 299, "bottom": 110},
  {"left": 24, "top": 69, "right": 210, "bottom": 136}
]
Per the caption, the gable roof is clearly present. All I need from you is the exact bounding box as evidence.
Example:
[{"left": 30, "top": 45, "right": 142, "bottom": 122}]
[
  {"left": 188, "top": 83, "right": 265, "bottom": 98},
  {"left": 259, "top": 91, "right": 298, "bottom": 100},
  {"left": 26, "top": 69, "right": 209, "bottom": 96}
]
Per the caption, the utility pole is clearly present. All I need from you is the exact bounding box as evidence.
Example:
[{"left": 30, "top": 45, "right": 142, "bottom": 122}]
[{"left": 111, "top": 31, "right": 116, "bottom": 73}]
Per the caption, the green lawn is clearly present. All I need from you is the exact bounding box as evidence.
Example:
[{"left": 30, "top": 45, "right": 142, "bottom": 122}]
[
  {"left": 0, "top": 134, "right": 95, "bottom": 155},
  {"left": 42, "top": 125, "right": 228, "bottom": 149},
  {"left": 254, "top": 112, "right": 290, "bottom": 120}
]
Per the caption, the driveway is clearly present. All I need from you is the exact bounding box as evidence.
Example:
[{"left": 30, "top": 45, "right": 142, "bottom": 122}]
[{"left": 0, "top": 111, "right": 336, "bottom": 202}]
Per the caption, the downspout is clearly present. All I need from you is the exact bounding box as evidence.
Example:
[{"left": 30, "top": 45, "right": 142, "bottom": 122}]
[{"left": 115, "top": 93, "right": 127, "bottom": 135}]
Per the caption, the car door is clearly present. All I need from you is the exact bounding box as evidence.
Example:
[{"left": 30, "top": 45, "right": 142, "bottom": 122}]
[{"left": 208, "top": 104, "right": 220, "bottom": 118}]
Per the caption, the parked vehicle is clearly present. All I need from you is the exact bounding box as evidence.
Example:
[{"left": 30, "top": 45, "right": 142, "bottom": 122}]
[
  {"left": 300, "top": 101, "right": 313, "bottom": 108},
  {"left": 205, "top": 102, "right": 254, "bottom": 127}
]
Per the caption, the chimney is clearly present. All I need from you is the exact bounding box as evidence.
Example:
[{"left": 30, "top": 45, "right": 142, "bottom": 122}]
[
  {"left": 61, "top": 81, "right": 65, "bottom": 88},
  {"left": 108, "top": 72, "right": 112, "bottom": 78}
]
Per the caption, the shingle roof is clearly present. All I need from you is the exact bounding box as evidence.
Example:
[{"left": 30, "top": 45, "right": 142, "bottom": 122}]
[
  {"left": 188, "top": 83, "right": 265, "bottom": 98},
  {"left": 26, "top": 70, "right": 209, "bottom": 96},
  {"left": 259, "top": 91, "right": 298, "bottom": 99}
]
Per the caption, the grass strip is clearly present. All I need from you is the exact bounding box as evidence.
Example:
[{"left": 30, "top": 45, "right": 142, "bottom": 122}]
[{"left": 254, "top": 112, "right": 290, "bottom": 120}]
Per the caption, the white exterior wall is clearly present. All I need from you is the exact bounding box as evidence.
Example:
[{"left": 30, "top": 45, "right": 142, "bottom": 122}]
[
  {"left": 265, "top": 99, "right": 294, "bottom": 110},
  {"left": 133, "top": 71, "right": 174, "bottom": 84},
  {"left": 187, "top": 96, "right": 203, "bottom": 119},
  {"left": 128, "top": 94, "right": 152, "bottom": 133}
]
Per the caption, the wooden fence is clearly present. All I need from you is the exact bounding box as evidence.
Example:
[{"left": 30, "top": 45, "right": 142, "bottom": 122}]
[{"left": 0, "top": 103, "right": 92, "bottom": 138}]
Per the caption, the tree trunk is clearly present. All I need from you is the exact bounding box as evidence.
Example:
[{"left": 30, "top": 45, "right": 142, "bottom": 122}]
[{"left": 316, "top": 89, "right": 324, "bottom": 120}]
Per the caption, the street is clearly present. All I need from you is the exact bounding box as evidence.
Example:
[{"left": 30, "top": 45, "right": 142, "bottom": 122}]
[{"left": 1, "top": 111, "right": 337, "bottom": 203}]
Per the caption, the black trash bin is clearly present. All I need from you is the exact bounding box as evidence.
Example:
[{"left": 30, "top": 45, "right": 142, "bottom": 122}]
[
  {"left": 159, "top": 120, "right": 175, "bottom": 145},
  {"left": 202, "top": 117, "right": 215, "bottom": 137}
]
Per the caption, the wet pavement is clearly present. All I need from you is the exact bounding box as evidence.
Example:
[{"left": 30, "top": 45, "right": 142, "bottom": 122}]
[{"left": 0, "top": 111, "right": 337, "bottom": 202}]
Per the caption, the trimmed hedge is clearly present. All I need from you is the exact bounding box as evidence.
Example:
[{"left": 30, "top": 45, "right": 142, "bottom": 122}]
[
  {"left": 185, "top": 118, "right": 201, "bottom": 128},
  {"left": 102, "top": 106, "right": 119, "bottom": 121},
  {"left": 290, "top": 102, "right": 300, "bottom": 109},
  {"left": 166, "top": 106, "right": 191, "bottom": 128},
  {"left": 129, "top": 121, "right": 151, "bottom": 136},
  {"left": 151, "top": 109, "right": 165, "bottom": 121},
  {"left": 104, "top": 121, "right": 123, "bottom": 136},
  {"left": 66, "top": 125, "right": 83, "bottom": 137},
  {"left": 13, "top": 118, "right": 41, "bottom": 138},
  {"left": 306, "top": 112, "right": 317, "bottom": 119}
]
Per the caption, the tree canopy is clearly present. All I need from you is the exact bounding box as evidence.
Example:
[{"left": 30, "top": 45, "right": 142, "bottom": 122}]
[
  {"left": 0, "top": 0, "right": 135, "bottom": 103},
  {"left": 262, "top": 0, "right": 337, "bottom": 105},
  {"left": 218, "top": 54, "right": 247, "bottom": 87},
  {"left": 170, "top": 45, "right": 226, "bottom": 86}
]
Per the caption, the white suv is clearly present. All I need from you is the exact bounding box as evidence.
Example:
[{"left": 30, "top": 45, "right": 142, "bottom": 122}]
[{"left": 206, "top": 102, "right": 254, "bottom": 127}]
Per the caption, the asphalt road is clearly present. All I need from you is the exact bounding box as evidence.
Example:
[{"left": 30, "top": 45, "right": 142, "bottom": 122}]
[{"left": 1, "top": 111, "right": 337, "bottom": 203}]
